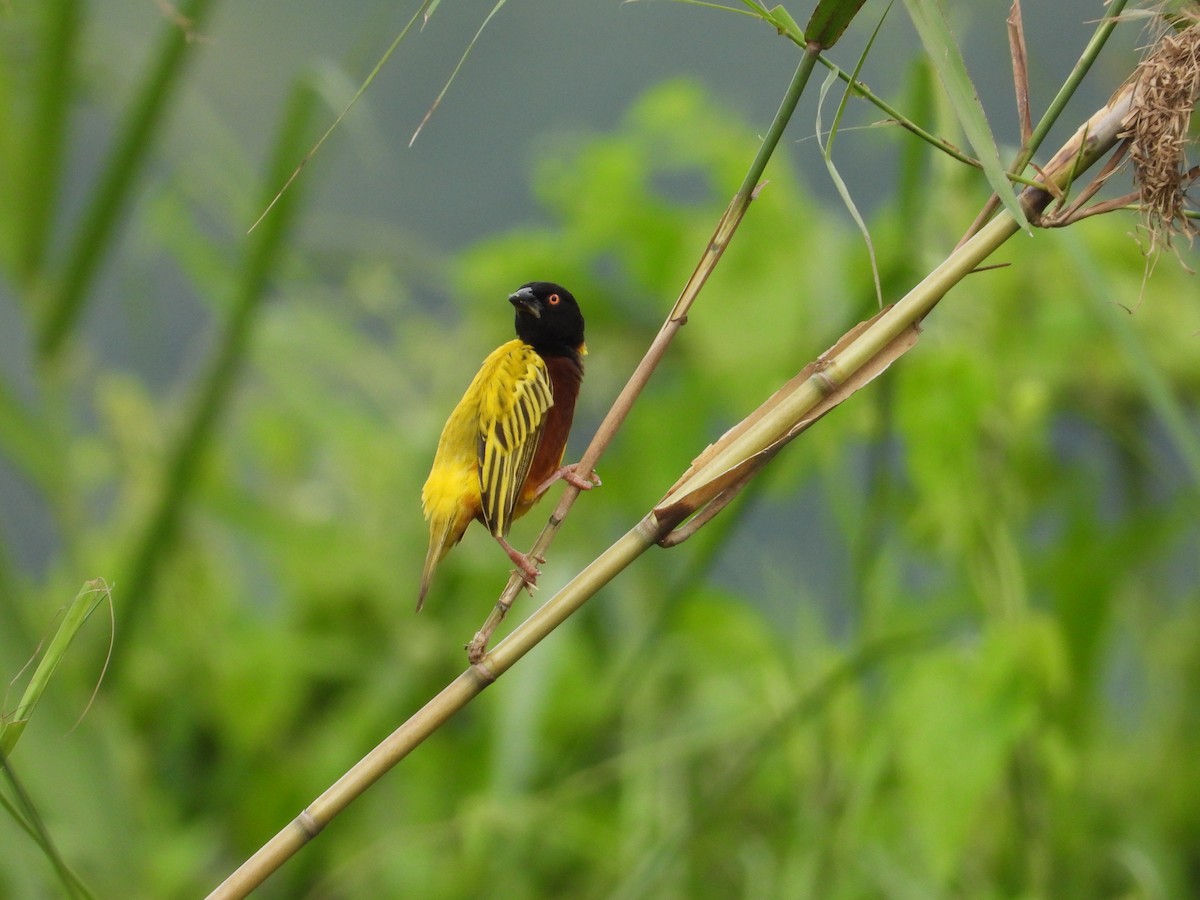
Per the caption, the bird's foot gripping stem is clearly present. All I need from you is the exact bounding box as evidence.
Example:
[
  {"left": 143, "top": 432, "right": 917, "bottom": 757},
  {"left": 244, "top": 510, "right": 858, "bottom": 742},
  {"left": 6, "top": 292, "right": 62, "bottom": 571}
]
[
  {"left": 494, "top": 534, "right": 543, "bottom": 592},
  {"left": 536, "top": 462, "right": 601, "bottom": 498}
]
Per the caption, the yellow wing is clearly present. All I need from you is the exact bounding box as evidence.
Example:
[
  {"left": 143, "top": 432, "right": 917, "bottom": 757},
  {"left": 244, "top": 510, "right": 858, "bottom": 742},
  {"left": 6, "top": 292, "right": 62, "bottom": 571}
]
[{"left": 476, "top": 340, "right": 554, "bottom": 537}]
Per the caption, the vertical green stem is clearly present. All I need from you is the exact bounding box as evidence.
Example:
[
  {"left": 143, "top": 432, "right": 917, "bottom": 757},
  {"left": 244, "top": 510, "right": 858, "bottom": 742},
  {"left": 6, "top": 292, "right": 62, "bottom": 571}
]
[
  {"left": 19, "top": 0, "right": 81, "bottom": 285},
  {"left": 111, "top": 82, "right": 318, "bottom": 664},
  {"left": 36, "top": 0, "right": 217, "bottom": 362}
]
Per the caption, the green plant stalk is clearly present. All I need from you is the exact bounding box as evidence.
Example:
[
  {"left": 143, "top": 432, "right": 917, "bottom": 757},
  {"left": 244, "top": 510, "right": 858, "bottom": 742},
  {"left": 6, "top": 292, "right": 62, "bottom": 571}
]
[
  {"left": 0, "top": 754, "right": 96, "bottom": 899},
  {"left": 19, "top": 0, "right": 80, "bottom": 284},
  {"left": 465, "top": 45, "right": 822, "bottom": 659},
  {"left": 700, "top": 0, "right": 1045, "bottom": 189},
  {"left": 806, "top": 38, "right": 1036, "bottom": 182},
  {"left": 36, "top": 0, "right": 217, "bottom": 362},
  {"left": 210, "top": 77, "right": 1140, "bottom": 899},
  {"left": 209, "top": 517, "right": 659, "bottom": 900},
  {"left": 112, "top": 83, "right": 318, "bottom": 662}
]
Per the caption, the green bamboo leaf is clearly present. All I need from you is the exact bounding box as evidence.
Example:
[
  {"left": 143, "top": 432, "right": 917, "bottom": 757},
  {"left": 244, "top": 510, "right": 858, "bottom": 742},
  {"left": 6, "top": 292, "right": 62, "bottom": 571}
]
[
  {"left": 806, "top": 0, "right": 869, "bottom": 48},
  {"left": 0, "top": 580, "right": 111, "bottom": 757},
  {"left": 765, "top": 4, "right": 805, "bottom": 42},
  {"left": 902, "top": 0, "right": 1029, "bottom": 231}
]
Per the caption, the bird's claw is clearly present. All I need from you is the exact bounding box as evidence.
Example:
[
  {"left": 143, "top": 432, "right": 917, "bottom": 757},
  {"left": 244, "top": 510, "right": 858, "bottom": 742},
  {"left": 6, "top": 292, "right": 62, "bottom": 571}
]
[
  {"left": 512, "top": 559, "right": 541, "bottom": 594},
  {"left": 563, "top": 464, "right": 601, "bottom": 491},
  {"left": 538, "top": 462, "right": 601, "bottom": 497},
  {"left": 513, "top": 572, "right": 539, "bottom": 594}
]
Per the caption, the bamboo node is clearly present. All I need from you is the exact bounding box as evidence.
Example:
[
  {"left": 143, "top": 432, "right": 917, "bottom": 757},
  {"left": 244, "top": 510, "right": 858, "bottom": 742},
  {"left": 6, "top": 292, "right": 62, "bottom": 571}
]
[
  {"left": 296, "top": 808, "right": 323, "bottom": 839},
  {"left": 470, "top": 660, "right": 498, "bottom": 685},
  {"left": 810, "top": 367, "right": 838, "bottom": 397}
]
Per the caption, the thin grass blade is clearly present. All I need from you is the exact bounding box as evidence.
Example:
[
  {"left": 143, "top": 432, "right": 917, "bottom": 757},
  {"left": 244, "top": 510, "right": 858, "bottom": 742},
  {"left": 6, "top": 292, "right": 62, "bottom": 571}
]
[
  {"left": 249, "top": 0, "right": 435, "bottom": 232},
  {"left": 818, "top": 4, "right": 890, "bottom": 306},
  {"left": 410, "top": 0, "right": 510, "bottom": 146},
  {"left": 903, "top": 0, "right": 1029, "bottom": 231},
  {"left": 0, "top": 755, "right": 95, "bottom": 899},
  {"left": 0, "top": 579, "right": 110, "bottom": 757},
  {"left": 818, "top": 68, "right": 882, "bottom": 305}
]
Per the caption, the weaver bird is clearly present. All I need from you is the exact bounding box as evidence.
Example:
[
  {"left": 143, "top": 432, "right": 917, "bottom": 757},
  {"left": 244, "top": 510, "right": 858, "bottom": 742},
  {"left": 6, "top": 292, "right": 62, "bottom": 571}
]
[{"left": 418, "top": 282, "right": 598, "bottom": 610}]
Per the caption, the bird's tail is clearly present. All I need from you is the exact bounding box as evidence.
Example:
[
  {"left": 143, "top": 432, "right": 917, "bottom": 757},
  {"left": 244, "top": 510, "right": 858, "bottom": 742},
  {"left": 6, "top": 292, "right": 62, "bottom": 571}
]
[{"left": 417, "top": 518, "right": 456, "bottom": 612}]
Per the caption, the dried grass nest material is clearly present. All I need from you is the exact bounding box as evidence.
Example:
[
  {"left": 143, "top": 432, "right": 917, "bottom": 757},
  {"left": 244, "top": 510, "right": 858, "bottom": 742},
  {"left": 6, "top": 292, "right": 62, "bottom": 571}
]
[{"left": 1126, "top": 18, "right": 1200, "bottom": 249}]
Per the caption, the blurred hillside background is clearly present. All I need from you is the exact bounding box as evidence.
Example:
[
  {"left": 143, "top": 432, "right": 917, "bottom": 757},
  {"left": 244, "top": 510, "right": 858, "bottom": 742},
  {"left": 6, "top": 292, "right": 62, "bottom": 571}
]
[{"left": 1, "top": 1, "right": 1198, "bottom": 897}]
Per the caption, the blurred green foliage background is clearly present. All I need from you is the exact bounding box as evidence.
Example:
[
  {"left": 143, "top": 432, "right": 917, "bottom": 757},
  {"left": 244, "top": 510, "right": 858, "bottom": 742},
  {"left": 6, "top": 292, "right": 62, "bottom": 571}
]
[{"left": 1, "top": 1, "right": 1198, "bottom": 898}]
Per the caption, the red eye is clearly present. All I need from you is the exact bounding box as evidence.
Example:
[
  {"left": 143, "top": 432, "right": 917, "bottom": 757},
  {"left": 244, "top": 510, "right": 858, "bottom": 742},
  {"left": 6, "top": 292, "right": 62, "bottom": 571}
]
[{"left": 548, "top": 293, "right": 561, "bottom": 305}]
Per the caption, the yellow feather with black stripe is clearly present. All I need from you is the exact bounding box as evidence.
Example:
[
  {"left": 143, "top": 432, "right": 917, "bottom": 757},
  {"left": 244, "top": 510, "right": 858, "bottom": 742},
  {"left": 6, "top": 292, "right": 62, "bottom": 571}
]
[
  {"left": 419, "top": 339, "right": 553, "bottom": 609},
  {"left": 477, "top": 341, "right": 554, "bottom": 537}
]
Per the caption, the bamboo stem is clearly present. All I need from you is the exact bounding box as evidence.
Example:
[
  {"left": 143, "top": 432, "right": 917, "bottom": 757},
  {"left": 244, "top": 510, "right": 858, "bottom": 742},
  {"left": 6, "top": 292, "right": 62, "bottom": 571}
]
[{"left": 466, "top": 44, "right": 823, "bottom": 661}]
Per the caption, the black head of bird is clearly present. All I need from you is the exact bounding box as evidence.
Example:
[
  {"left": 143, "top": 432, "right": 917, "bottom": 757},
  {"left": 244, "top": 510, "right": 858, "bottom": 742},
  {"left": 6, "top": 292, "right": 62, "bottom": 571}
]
[{"left": 509, "top": 282, "right": 585, "bottom": 358}]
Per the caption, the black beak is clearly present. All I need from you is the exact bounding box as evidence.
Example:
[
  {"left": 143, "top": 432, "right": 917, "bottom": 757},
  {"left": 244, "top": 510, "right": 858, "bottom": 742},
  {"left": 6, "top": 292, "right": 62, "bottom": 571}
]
[{"left": 508, "top": 287, "right": 541, "bottom": 318}]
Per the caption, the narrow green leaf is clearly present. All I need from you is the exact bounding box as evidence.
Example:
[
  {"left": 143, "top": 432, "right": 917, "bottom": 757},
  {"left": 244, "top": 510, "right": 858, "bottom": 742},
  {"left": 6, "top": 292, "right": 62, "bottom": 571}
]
[
  {"left": 806, "top": 0, "right": 869, "bottom": 48},
  {"left": 0, "top": 580, "right": 110, "bottom": 757},
  {"left": 765, "top": 4, "right": 805, "bottom": 42},
  {"left": 817, "top": 4, "right": 890, "bottom": 306},
  {"left": 902, "top": 0, "right": 1028, "bottom": 230}
]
